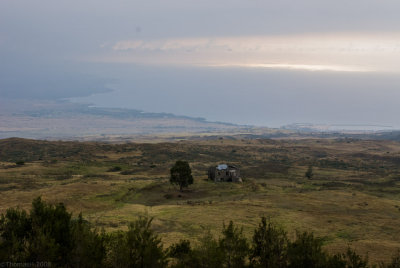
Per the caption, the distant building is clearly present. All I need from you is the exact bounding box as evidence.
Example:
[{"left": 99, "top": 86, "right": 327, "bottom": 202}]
[{"left": 208, "top": 164, "right": 241, "bottom": 182}]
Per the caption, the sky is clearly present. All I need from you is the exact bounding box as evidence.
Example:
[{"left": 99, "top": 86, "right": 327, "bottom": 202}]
[{"left": 1, "top": 0, "right": 400, "bottom": 128}]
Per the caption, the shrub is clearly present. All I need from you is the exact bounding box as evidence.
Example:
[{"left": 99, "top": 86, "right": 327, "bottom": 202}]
[{"left": 108, "top": 166, "right": 122, "bottom": 172}]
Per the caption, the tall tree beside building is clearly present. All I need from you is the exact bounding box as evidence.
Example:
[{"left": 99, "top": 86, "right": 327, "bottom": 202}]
[
  {"left": 305, "top": 166, "right": 314, "bottom": 179},
  {"left": 170, "top": 160, "right": 193, "bottom": 191}
]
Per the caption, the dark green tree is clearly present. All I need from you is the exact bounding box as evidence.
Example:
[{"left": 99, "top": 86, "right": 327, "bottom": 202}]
[
  {"left": 0, "top": 197, "right": 74, "bottom": 265},
  {"left": 219, "top": 221, "right": 249, "bottom": 268},
  {"left": 105, "top": 231, "right": 130, "bottom": 268},
  {"left": 0, "top": 197, "right": 106, "bottom": 266},
  {"left": 386, "top": 250, "right": 400, "bottom": 268},
  {"left": 190, "top": 231, "right": 224, "bottom": 268},
  {"left": 326, "top": 254, "right": 347, "bottom": 268},
  {"left": 106, "top": 216, "right": 167, "bottom": 268},
  {"left": 287, "top": 231, "right": 327, "bottom": 268},
  {"left": 28, "top": 197, "right": 73, "bottom": 265},
  {"left": 326, "top": 247, "right": 369, "bottom": 268},
  {"left": 70, "top": 213, "right": 106, "bottom": 268},
  {"left": 0, "top": 207, "right": 31, "bottom": 261},
  {"left": 250, "top": 217, "right": 288, "bottom": 268},
  {"left": 305, "top": 166, "right": 314, "bottom": 179},
  {"left": 343, "top": 247, "right": 368, "bottom": 268},
  {"left": 168, "top": 239, "right": 193, "bottom": 268},
  {"left": 126, "top": 216, "right": 167, "bottom": 267},
  {"left": 170, "top": 160, "right": 193, "bottom": 191}
]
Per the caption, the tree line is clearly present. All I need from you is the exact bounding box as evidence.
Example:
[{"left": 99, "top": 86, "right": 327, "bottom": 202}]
[{"left": 1, "top": 197, "right": 400, "bottom": 267}]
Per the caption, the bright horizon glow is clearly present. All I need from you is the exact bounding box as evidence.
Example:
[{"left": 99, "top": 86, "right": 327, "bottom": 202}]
[{"left": 206, "top": 63, "right": 370, "bottom": 72}]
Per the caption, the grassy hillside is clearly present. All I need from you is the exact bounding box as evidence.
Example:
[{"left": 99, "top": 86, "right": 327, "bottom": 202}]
[{"left": 1, "top": 137, "right": 400, "bottom": 264}]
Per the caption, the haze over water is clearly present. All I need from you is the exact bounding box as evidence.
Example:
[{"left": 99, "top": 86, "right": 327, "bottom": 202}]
[
  {"left": 70, "top": 64, "right": 400, "bottom": 129},
  {"left": 2, "top": 0, "right": 400, "bottom": 130}
]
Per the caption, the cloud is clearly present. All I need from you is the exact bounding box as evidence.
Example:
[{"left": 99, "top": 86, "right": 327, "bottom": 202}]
[
  {"left": 112, "top": 38, "right": 219, "bottom": 52},
  {"left": 112, "top": 34, "right": 400, "bottom": 54},
  {"left": 102, "top": 33, "right": 400, "bottom": 72}
]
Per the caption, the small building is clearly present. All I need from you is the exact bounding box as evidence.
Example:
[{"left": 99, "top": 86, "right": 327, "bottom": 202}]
[{"left": 208, "top": 164, "right": 241, "bottom": 182}]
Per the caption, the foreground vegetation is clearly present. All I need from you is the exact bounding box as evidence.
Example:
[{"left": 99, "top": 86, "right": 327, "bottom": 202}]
[
  {"left": 2, "top": 197, "right": 400, "bottom": 267},
  {"left": 1, "top": 137, "right": 400, "bottom": 264}
]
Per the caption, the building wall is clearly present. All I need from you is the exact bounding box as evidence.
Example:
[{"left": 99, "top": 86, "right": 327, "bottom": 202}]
[{"left": 208, "top": 166, "right": 241, "bottom": 182}]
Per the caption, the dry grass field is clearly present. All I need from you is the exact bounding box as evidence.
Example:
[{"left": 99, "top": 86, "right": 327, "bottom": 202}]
[{"left": 1, "top": 137, "right": 400, "bottom": 264}]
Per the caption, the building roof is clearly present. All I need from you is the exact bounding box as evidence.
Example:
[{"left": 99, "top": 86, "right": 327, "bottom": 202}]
[{"left": 217, "top": 164, "right": 228, "bottom": 170}]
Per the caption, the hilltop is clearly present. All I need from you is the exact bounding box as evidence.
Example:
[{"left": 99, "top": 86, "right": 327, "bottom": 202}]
[{"left": 1, "top": 137, "right": 400, "bottom": 264}]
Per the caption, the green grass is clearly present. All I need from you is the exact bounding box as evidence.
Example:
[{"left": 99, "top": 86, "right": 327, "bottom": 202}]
[{"left": 1, "top": 137, "right": 400, "bottom": 263}]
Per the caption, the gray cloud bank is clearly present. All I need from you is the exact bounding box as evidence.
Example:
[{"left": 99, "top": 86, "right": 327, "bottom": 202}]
[{"left": 2, "top": 0, "right": 400, "bottom": 65}]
